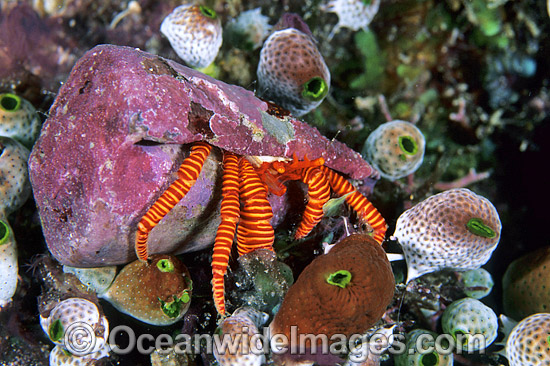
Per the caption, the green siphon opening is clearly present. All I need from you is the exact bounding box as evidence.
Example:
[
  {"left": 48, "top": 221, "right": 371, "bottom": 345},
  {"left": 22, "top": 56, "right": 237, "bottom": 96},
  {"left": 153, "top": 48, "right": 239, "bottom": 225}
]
[
  {"left": 398, "top": 135, "right": 418, "bottom": 155},
  {"left": 0, "top": 93, "right": 21, "bottom": 112},
  {"left": 49, "top": 319, "right": 64, "bottom": 342},
  {"left": 326, "top": 270, "right": 352, "bottom": 288},
  {"left": 452, "top": 330, "right": 469, "bottom": 347},
  {"left": 361, "top": 0, "right": 373, "bottom": 5},
  {"left": 420, "top": 352, "right": 439, "bottom": 366},
  {"left": 302, "top": 77, "right": 329, "bottom": 102},
  {"left": 157, "top": 259, "right": 175, "bottom": 273},
  {"left": 0, "top": 220, "right": 9, "bottom": 245},
  {"left": 466, "top": 218, "right": 496, "bottom": 238},
  {"left": 159, "top": 290, "right": 190, "bottom": 318},
  {"left": 547, "top": 335, "right": 550, "bottom": 347},
  {"left": 199, "top": 5, "right": 217, "bottom": 19}
]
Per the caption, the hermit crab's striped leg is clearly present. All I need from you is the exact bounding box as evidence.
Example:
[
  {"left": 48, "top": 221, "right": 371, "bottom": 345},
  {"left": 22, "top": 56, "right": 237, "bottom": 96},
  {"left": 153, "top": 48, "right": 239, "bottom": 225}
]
[
  {"left": 211, "top": 152, "right": 240, "bottom": 316},
  {"left": 295, "top": 166, "right": 331, "bottom": 239},
  {"left": 135, "top": 142, "right": 212, "bottom": 261},
  {"left": 236, "top": 158, "right": 275, "bottom": 255},
  {"left": 320, "top": 166, "right": 387, "bottom": 244}
]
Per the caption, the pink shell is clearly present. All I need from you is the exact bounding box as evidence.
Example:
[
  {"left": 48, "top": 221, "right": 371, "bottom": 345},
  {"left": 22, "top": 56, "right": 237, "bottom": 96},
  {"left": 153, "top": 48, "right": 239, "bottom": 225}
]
[{"left": 28, "top": 45, "right": 377, "bottom": 266}]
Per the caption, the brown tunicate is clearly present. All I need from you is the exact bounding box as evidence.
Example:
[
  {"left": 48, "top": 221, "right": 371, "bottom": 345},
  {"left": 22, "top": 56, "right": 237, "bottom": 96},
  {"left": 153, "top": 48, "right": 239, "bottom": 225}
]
[
  {"left": 269, "top": 234, "right": 394, "bottom": 355},
  {"left": 101, "top": 254, "right": 192, "bottom": 325},
  {"left": 503, "top": 246, "right": 550, "bottom": 320}
]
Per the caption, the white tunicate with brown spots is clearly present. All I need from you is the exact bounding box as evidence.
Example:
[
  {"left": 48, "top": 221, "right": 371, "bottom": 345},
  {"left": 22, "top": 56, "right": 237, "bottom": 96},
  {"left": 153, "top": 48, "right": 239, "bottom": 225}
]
[
  {"left": 0, "top": 218, "right": 17, "bottom": 308},
  {"left": 362, "top": 120, "right": 425, "bottom": 181},
  {"left": 214, "top": 307, "right": 269, "bottom": 366},
  {"left": 0, "top": 136, "right": 31, "bottom": 216},
  {"left": 393, "top": 188, "right": 501, "bottom": 282},
  {"left": 257, "top": 27, "right": 330, "bottom": 117},
  {"left": 0, "top": 93, "right": 42, "bottom": 148},
  {"left": 160, "top": 4, "right": 223, "bottom": 68},
  {"left": 49, "top": 343, "right": 110, "bottom": 366},
  {"left": 506, "top": 313, "right": 550, "bottom": 366},
  {"left": 39, "top": 297, "right": 109, "bottom": 354}
]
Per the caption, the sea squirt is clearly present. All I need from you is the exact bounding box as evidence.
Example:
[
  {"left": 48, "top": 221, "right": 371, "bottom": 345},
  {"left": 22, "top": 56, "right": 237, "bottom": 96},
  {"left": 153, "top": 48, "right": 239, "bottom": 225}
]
[
  {"left": 0, "top": 219, "right": 18, "bottom": 308},
  {"left": 101, "top": 254, "right": 192, "bottom": 326},
  {"left": 160, "top": 3, "right": 222, "bottom": 68},
  {"left": 257, "top": 13, "right": 330, "bottom": 117},
  {"left": 269, "top": 234, "right": 394, "bottom": 363},
  {"left": 393, "top": 188, "right": 501, "bottom": 282}
]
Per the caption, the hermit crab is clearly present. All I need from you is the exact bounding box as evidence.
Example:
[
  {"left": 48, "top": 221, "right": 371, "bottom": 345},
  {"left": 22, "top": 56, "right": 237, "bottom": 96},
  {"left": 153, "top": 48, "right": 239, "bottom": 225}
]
[
  {"left": 136, "top": 140, "right": 387, "bottom": 315},
  {"left": 29, "top": 45, "right": 387, "bottom": 317}
]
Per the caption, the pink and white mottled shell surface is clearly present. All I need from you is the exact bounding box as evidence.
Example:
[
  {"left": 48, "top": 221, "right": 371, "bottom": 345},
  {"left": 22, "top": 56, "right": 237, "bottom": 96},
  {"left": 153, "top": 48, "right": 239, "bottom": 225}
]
[
  {"left": 160, "top": 4, "right": 222, "bottom": 68},
  {"left": 28, "top": 45, "right": 377, "bottom": 267}
]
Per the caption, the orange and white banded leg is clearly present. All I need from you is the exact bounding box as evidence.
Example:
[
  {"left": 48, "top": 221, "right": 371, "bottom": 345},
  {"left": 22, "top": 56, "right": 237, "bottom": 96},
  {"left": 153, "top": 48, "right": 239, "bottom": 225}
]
[
  {"left": 212, "top": 153, "right": 240, "bottom": 316},
  {"left": 236, "top": 158, "right": 275, "bottom": 256},
  {"left": 135, "top": 142, "right": 212, "bottom": 261},
  {"left": 321, "top": 166, "right": 387, "bottom": 244},
  {"left": 295, "top": 166, "right": 331, "bottom": 239}
]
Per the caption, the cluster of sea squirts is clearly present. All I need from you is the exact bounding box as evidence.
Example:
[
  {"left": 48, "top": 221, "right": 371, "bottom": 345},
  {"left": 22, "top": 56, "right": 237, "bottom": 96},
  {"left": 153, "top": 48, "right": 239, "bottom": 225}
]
[{"left": 0, "top": 1, "right": 549, "bottom": 366}]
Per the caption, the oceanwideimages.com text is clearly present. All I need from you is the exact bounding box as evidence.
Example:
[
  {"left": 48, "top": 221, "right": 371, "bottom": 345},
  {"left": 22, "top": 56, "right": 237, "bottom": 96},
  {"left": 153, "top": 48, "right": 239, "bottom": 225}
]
[{"left": 65, "top": 322, "right": 489, "bottom": 360}]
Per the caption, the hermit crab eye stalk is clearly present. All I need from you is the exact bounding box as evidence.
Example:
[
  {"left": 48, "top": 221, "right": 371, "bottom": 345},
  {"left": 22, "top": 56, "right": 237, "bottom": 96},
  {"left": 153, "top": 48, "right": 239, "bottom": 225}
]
[
  {"left": 199, "top": 5, "right": 217, "bottom": 19},
  {"left": 0, "top": 93, "right": 21, "bottom": 112},
  {"left": 398, "top": 135, "right": 418, "bottom": 156},
  {"left": 156, "top": 258, "right": 175, "bottom": 272},
  {"left": 0, "top": 220, "right": 10, "bottom": 245},
  {"left": 326, "top": 270, "right": 352, "bottom": 288},
  {"left": 302, "top": 76, "right": 329, "bottom": 102},
  {"left": 466, "top": 218, "right": 496, "bottom": 238}
]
